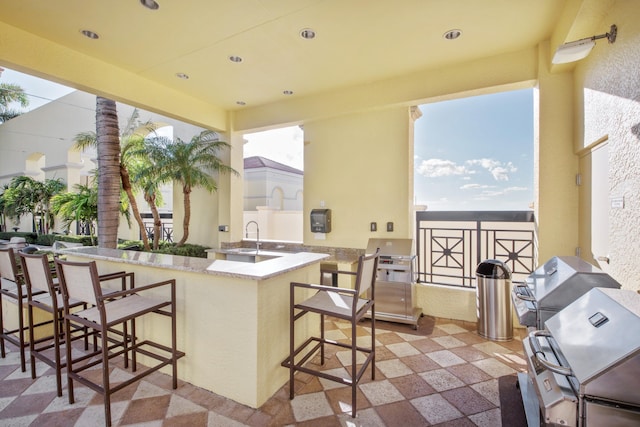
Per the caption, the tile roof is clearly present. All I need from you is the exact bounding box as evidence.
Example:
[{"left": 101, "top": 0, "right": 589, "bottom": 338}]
[{"left": 244, "top": 156, "right": 303, "bottom": 175}]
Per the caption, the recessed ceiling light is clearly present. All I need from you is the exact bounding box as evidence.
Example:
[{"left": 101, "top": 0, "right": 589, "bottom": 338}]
[
  {"left": 443, "top": 29, "right": 462, "bottom": 40},
  {"left": 175, "top": 72, "right": 189, "bottom": 80},
  {"left": 140, "top": 0, "right": 160, "bottom": 10},
  {"left": 299, "top": 28, "right": 316, "bottom": 40},
  {"left": 229, "top": 56, "right": 243, "bottom": 63},
  {"left": 80, "top": 29, "right": 99, "bottom": 39},
  {"left": 236, "top": 101, "right": 246, "bottom": 106},
  {"left": 283, "top": 90, "right": 294, "bottom": 95}
]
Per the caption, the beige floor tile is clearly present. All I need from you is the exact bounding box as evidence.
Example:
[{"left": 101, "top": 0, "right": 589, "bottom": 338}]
[
  {"left": 358, "top": 380, "right": 404, "bottom": 406},
  {"left": 375, "top": 359, "right": 414, "bottom": 379},
  {"left": 289, "top": 391, "right": 334, "bottom": 422},
  {"left": 426, "top": 349, "right": 467, "bottom": 367},
  {"left": 385, "top": 342, "right": 421, "bottom": 358}
]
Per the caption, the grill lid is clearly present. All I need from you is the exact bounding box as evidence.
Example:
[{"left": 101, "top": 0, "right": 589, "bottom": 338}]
[
  {"left": 525, "top": 256, "right": 621, "bottom": 309},
  {"left": 366, "top": 238, "right": 414, "bottom": 257},
  {"left": 545, "top": 288, "right": 640, "bottom": 404}
]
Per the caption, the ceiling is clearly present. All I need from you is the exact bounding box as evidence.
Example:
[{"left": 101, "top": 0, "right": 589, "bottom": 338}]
[{"left": 1, "top": 0, "right": 570, "bottom": 112}]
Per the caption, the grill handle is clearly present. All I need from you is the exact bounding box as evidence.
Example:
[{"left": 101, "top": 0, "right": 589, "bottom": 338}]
[
  {"left": 528, "top": 330, "right": 573, "bottom": 377},
  {"left": 513, "top": 284, "right": 536, "bottom": 302}
]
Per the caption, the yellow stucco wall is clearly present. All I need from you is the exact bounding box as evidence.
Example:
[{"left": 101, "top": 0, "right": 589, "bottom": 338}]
[
  {"left": 573, "top": 0, "right": 640, "bottom": 290},
  {"left": 534, "top": 42, "right": 580, "bottom": 264},
  {"left": 302, "top": 107, "right": 412, "bottom": 249}
]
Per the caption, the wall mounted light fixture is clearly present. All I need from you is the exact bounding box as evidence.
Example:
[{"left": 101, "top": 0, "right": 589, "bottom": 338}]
[{"left": 552, "top": 24, "right": 617, "bottom": 64}]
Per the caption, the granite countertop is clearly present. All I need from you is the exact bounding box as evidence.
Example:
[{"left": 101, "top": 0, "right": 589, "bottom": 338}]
[{"left": 58, "top": 246, "right": 329, "bottom": 280}]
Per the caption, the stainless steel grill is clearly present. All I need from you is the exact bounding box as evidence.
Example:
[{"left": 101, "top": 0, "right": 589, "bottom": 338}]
[
  {"left": 365, "top": 238, "right": 422, "bottom": 329},
  {"left": 511, "top": 256, "right": 621, "bottom": 330},
  {"left": 520, "top": 288, "right": 640, "bottom": 426}
]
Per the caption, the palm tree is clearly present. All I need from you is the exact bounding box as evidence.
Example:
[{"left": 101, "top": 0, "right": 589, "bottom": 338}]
[
  {"left": 51, "top": 184, "right": 98, "bottom": 244},
  {"left": 76, "top": 103, "right": 156, "bottom": 249},
  {"left": 129, "top": 158, "right": 164, "bottom": 249},
  {"left": 0, "top": 81, "right": 29, "bottom": 123},
  {"left": 0, "top": 176, "right": 63, "bottom": 232},
  {"left": 1, "top": 176, "right": 34, "bottom": 225},
  {"left": 95, "top": 97, "right": 121, "bottom": 248},
  {"left": 144, "top": 130, "right": 238, "bottom": 247},
  {"left": 32, "top": 178, "right": 66, "bottom": 234},
  {"left": 0, "top": 183, "right": 9, "bottom": 232}
]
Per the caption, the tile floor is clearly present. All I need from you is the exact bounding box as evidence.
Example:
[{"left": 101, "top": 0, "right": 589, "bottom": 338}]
[{"left": 0, "top": 316, "right": 527, "bottom": 426}]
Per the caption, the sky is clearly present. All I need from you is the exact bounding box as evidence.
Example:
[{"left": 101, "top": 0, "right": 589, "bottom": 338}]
[
  {"left": 243, "top": 126, "right": 304, "bottom": 171},
  {"left": 414, "top": 89, "right": 534, "bottom": 211},
  {"left": 2, "top": 67, "right": 533, "bottom": 211},
  {"left": 1, "top": 68, "right": 75, "bottom": 111}
]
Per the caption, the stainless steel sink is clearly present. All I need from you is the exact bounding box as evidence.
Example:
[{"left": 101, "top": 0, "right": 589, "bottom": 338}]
[{"left": 221, "top": 248, "right": 290, "bottom": 263}]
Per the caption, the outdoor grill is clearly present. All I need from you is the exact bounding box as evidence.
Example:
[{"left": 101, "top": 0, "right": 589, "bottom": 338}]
[
  {"left": 519, "top": 287, "right": 640, "bottom": 426},
  {"left": 511, "top": 256, "right": 621, "bottom": 330},
  {"left": 365, "top": 238, "right": 422, "bottom": 328}
]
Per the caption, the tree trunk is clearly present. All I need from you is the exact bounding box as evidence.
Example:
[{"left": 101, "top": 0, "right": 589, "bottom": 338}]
[
  {"left": 121, "top": 164, "right": 150, "bottom": 251},
  {"left": 177, "top": 186, "right": 191, "bottom": 247},
  {"left": 96, "top": 97, "right": 121, "bottom": 248},
  {"left": 144, "top": 192, "right": 162, "bottom": 250}
]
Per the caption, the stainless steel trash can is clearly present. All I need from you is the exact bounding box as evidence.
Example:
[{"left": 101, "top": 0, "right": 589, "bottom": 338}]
[{"left": 476, "top": 259, "right": 513, "bottom": 341}]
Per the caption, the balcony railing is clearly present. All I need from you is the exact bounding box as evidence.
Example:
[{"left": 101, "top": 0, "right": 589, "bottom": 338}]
[
  {"left": 415, "top": 211, "right": 536, "bottom": 287},
  {"left": 140, "top": 212, "right": 174, "bottom": 243}
]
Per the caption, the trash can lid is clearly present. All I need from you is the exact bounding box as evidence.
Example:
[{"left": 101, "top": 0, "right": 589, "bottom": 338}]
[{"left": 476, "top": 259, "right": 512, "bottom": 278}]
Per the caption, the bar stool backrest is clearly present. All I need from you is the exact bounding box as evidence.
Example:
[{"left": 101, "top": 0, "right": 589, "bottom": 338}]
[
  {"left": 0, "top": 248, "right": 19, "bottom": 283},
  {"left": 21, "top": 253, "right": 54, "bottom": 295},
  {"left": 56, "top": 259, "right": 101, "bottom": 306},
  {"left": 354, "top": 250, "right": 379, "bottom": 298}
]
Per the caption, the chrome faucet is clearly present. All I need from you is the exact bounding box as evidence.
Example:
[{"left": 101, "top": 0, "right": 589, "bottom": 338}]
[{"left": 245, "top": 221, "right": 261, "bottom": 252}]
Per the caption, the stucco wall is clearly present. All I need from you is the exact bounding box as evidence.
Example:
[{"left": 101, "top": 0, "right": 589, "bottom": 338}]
[
  {"left": 302, "top": 107, "right": 413, "bottom": 249},
  {"left": 574, "top": 0, "right": 640, "bottom": 289}
]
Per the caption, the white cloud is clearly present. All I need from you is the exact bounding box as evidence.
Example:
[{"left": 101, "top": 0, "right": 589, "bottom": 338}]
[
  {"left": 479, "top": 186, "right": 528, "bottom": 198},
  {"left": 416, "top": 158, "right": 473, "bottom": 178},
  {"left": 504, "top": 186, "right": 528, "bottom": 192},
  {"left": 466, "top": 158, "right": 517, "bottom": 181},
  {"left": 418, "top": 157, "right": 518, "bottom": 182},
  {"left": 460, "top": 183, "right": 492, "bottom": 190}
]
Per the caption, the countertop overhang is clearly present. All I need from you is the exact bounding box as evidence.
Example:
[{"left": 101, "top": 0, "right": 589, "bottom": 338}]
[{"left": 57, "top": 246, "right": 329, "bottom": 280}]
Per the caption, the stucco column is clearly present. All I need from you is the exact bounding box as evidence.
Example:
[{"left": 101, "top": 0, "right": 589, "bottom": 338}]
[{"left": 534, "top": 41, "right": 580, "bottom": 263}]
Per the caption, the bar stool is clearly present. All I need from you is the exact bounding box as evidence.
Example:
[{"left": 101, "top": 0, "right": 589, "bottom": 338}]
[
  {"left": 55, "top": 258, "right": 183, "bottom": 427},
  {"left": 285, "top": 249, "right": 380, "bottom": 418},
  {"left": 0, "top": 247, "right": 46, "bottom": 372},
  {"left": 20, "top": 252, "right": 135, "bottom": 396}
]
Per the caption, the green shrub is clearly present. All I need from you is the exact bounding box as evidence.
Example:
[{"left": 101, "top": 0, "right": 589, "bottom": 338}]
[
  {"left": 152, "top": 243, "right": 208, "bottom": 258},
  {"left": 55, "top": 235, "right": 95, "bottom": 246},
  {"left": 35, "top": 234, "right": 57, "bottom": 246},
  {"left": 0, "top": 231, "right": 37, "bottom": 243},
  {"left": 117, "top": 240, "right": 143, "bottom": 251}
]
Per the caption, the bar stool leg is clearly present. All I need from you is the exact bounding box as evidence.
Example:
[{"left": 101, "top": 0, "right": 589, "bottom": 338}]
[
  {"left": 18, "top": 301, "right": 26, "bottom": 372},
  {"left": 1, "top": 292, "right": 6, "bottom": 358}
]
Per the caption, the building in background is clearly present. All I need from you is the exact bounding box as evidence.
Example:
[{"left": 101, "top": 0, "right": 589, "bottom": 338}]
[
  {"left": 243, "top": 156, "right": 303, "bottom": 242},
  {"left": 0, "top": 90, "right": 206, "bottom": 240}
]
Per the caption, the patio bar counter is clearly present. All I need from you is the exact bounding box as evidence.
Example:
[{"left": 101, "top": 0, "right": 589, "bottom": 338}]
[{"left": 58, "top": 246, "right": 329, "bottom": 408}]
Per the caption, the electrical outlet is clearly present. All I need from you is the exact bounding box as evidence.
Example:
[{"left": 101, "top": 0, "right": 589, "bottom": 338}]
[
  {"left": 370, "top": 222, "right": 377, "bottom": 232},
  {"left": 387, "top": 222, "right": 394, "bottom": 232},
  {"left": 218, "top": 225, "right": 229, "bottom": 232}
]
